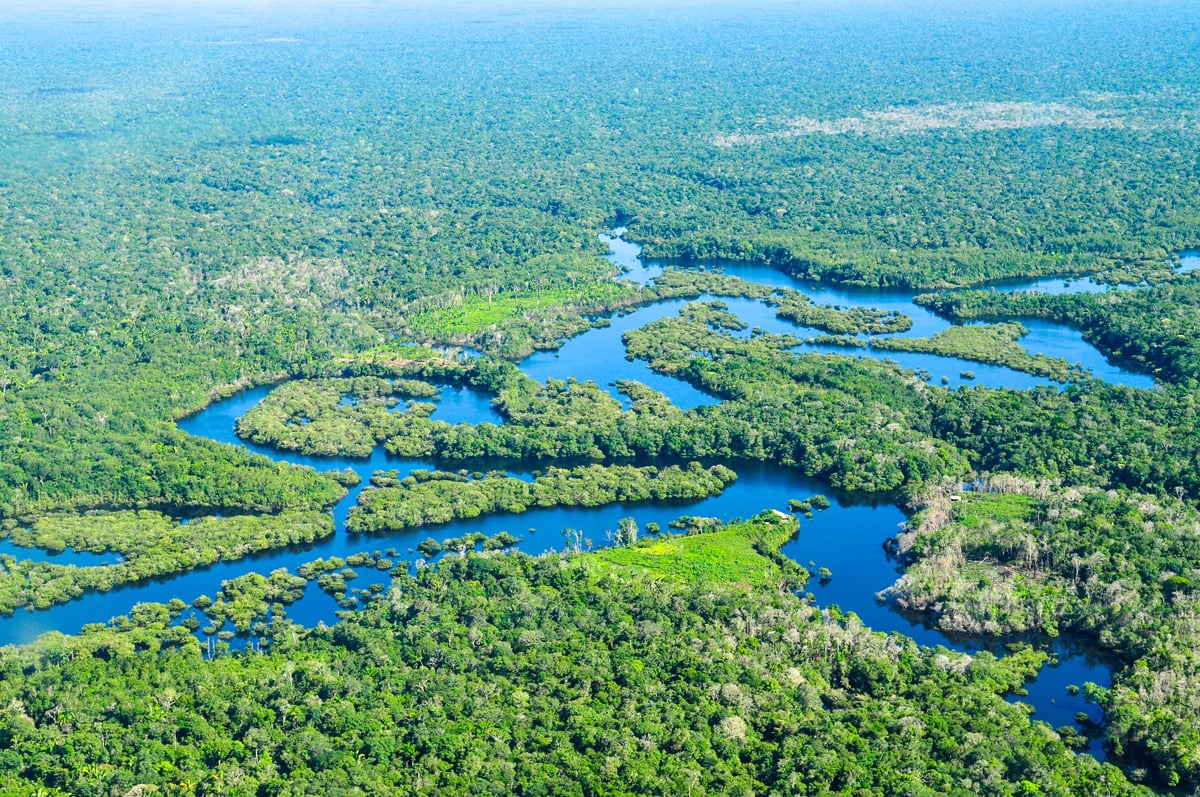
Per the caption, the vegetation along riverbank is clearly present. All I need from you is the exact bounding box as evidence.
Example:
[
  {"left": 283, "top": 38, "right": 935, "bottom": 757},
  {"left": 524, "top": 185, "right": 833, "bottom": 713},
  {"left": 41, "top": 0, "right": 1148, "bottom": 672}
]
[{"left": 2, "top": 0, "right": 1200, "bottom": 792}]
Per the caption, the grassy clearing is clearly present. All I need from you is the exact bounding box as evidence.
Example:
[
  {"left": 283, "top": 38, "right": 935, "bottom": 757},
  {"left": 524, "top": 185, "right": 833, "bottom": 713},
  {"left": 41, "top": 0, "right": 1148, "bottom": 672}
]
[
  {"left": 406, "top": 283, "right": 631, "bottom": 338},
  {"left": 953, "top": 492, "right": 1038, "bottom": 526},
  {"left": 585, "top": 515, "right": 799, "bottom": 589}
]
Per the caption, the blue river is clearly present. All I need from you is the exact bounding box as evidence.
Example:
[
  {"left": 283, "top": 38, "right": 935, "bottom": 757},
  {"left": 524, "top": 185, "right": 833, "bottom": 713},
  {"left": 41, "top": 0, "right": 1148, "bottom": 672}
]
[{"left": 1, "top": 233, "right": 1191, "bottom": 757}]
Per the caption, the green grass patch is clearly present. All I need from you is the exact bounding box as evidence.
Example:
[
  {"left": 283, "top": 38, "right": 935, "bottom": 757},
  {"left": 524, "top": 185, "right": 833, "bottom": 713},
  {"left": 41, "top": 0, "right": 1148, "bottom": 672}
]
[
  {"left": 585, "top": 515, "right": 799, "bottom": 589},
  {"left": 408, "top": 283, "right": 631, "bottom": 338},
  {"left": 953, "top": 492, "right": 1038, "bottom": 527}
]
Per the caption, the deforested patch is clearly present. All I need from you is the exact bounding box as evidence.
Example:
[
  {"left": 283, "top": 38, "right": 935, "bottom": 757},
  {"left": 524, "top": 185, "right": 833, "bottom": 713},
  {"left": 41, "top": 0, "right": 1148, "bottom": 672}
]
[{"left": 714, "top": 101, "right": 1129, "bottom": 146}]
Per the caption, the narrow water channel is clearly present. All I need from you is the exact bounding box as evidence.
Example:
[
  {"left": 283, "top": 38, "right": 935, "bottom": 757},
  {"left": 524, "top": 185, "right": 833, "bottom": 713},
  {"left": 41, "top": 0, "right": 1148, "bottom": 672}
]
[
  {"left": 603, "top": 229, "right": 1158, "bottom": 392},
  {"left": 2, "top": 232, "right": 1182, "bottom": 756}
]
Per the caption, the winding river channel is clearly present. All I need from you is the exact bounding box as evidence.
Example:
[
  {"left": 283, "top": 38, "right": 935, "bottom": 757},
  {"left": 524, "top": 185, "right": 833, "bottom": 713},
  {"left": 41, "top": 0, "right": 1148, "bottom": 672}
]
[{"left": 3, "top": 234, "right": 1196, "bottom": 758}]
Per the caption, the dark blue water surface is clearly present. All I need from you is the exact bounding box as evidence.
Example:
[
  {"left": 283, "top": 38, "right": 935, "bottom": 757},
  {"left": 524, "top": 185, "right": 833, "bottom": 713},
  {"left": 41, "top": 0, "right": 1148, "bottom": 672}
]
[
  {"left": 519, "top": 299, "right": 720, "bottom": 410},
  {"left": 777, "top": 501, "right": 1110, "bottom": 755},
  {"left": 615, "top": 239, "right": 1156, "bottom": 392},
  {"left": 5, "top": 232, "right": 1175, "bottom": 754},
  {"left": 0, "top": 539, "right": 118, "bottom": 566}
]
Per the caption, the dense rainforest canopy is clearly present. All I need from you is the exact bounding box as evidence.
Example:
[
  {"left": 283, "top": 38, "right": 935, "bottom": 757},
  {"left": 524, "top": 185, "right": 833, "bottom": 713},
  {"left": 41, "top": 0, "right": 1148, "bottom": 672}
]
[{"left": 1, "top": 0, "right": 1200, "bottom": 793}]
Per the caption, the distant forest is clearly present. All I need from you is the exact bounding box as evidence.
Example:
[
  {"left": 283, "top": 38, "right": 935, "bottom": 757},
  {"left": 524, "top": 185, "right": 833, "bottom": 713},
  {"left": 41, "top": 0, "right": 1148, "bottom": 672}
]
[{"left": 1, "top": 1, "right": 1199, "bottom": 794}]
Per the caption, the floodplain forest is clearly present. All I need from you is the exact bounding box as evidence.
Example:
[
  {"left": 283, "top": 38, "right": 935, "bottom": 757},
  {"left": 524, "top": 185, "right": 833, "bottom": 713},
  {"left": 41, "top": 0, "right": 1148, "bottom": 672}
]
[{"left": 1, "top": 1, "right": 1200, "bottom": 794}]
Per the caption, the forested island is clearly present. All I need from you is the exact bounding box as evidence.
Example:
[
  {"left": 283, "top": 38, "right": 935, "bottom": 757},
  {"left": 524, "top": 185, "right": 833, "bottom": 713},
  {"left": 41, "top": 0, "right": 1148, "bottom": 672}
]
[{"left": 1, "top": 0, "right": 1200, "bottom": 794}]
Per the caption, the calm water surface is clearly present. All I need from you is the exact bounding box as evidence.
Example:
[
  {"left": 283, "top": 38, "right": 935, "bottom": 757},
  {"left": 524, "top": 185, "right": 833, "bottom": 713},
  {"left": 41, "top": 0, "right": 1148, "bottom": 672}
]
[
  {"left": 4, "top": 232, "right": 1170, "bottom": 756},
  {"left": 611, "top": 235, "right": 1157, "bottom": 392}
]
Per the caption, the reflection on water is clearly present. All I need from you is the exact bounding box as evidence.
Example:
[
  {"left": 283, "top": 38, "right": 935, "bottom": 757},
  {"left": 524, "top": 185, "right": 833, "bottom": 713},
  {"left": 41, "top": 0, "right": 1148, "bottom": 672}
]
[
  {"left": 0, "top": 538, "right": 119, "bottom": 567},
  {"left": 1178, "top": 250, "right": 1200, "bottom": 274},
  {"left": 428, "top": 384, "right": 504, "bottom": 425},
  {"left": 603, "top": 233, "right": 1157, "bottom": 394},
  {"left": 4, "top": 232, "right": 1163, "bottom": 757}
]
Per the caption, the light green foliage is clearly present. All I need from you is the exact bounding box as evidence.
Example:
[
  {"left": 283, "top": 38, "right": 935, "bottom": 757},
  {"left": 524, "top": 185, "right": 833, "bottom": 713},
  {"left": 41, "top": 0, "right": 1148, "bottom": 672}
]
[
  {"left": 404, "top": 260, "right": 636, "bottom": 357},
  {"left": 0, "top": 510, "right": 332, "bottom": 615},
  {"left": 921, "top": 281, "right": 1200, "bottom": 384},
  {"left": 815, "top": 323, "right": 1080, "bottom": 382},
  {"left": 0, "top": 523, "right": 1149, "bottom": 795},
  {"left": 235, "top": 376, "right": 439, "bottom": 457},
  {"left": 203, "top": 568, "right": 308, "bottom": 633},
  {"left": 888, "top": 485, "right": 1200, "bottom": 785},
  {"left": 588, "top": 513, "right": 805, "bottom": 589},
  {"left": 648, "top": 269, "right": 913, "bottom": 334},
  {"left": 347, "top": 462, "right": 737, "bottom": 534}
]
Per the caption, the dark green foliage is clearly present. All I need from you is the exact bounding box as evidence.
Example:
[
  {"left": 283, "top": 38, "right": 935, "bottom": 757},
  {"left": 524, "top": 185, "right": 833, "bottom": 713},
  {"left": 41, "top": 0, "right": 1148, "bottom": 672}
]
[
  {"left": 930, "top": 383, "right": 1200, "bottom": 497},
  {"left": 0, "top": 533, "right": 1147, "bottom": 796},
  {"left": 347, "top": 462, "right": 737, "bottom": 534},
  {"left": 888, "top": 485, "right": 1200, "bottom": 786},
  {"left": 369, "top": 313, "right": 968, "bottom": 498},
  {"left": 919, "top": 280, "right": 1200, "bottom": 384},
  {"left": 0, "top": 1, "right": 1199, "bottom": 791},
  {"left": 622, "top": 304, "right": 970, "bottom": 495},
  {"left": 0, "top": 511, "right": 332, "bottom": 615}
]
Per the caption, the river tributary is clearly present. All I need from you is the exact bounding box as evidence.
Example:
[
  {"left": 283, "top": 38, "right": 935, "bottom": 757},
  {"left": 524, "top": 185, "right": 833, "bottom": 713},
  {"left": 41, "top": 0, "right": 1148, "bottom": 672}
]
[{"left": 4, "top": 233, "right": 1192, "bottom": 755}]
